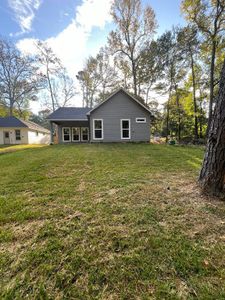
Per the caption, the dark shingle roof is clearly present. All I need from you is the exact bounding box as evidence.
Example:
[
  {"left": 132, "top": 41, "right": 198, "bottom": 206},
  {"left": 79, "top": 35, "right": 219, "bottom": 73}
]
[
  {"left": 47, "top": 107, "right": 91, "bottom": 121},
  {"left": 0, "top": 116, "right": 50, "bottom": 134},
  {"left": 0, "top": 116, "right": 27, "bottom": 128}
]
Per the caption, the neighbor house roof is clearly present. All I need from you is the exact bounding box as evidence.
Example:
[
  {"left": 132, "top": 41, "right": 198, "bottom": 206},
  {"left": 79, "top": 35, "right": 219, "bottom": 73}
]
[
  {"left": 87, "top": 88, "right": 152, "bottom": 115},
  {"left": 47, "top": 107, "right": 91, "bottom": 121},
  {"left": 0, "top": 116, "right": 50, "bottom": 134}
]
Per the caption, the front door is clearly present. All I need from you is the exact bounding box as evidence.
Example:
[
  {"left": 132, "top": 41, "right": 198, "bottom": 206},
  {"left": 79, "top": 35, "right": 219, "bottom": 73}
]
[{"left": 3, "top": 131, "right": 10, "bottom": 144}]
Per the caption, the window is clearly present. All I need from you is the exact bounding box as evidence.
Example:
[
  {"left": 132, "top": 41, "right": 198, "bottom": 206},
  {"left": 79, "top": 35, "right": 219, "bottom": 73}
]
[
  {"left": 15, "top": 130, "right": 21, "bottom": 140},
  {"left": 93, "top": 119, "right": 103, "bottom": 140},
  {"left": 72, "top": 127, "right": 80, "bottom": 142},
  {"left": 81, "top": 127, "right": 89, "bottom": 141},
  {"left": 62, "top": 127, "right": 71, "bottom": 142},
  {"left": 4, "top": 132, "right": 9, "bottom": 138},
  {"left": 121, "top": 119, "right": 130, "bottom": 139},
  {"left": 136, "top": 117, "right": 146, "bottom": 123}
]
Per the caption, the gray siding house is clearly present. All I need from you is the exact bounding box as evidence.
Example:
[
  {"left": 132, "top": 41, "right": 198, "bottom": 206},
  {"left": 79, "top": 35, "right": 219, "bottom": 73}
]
[{"left": 47, "top": 88, "right": 151, "bottom": 143}]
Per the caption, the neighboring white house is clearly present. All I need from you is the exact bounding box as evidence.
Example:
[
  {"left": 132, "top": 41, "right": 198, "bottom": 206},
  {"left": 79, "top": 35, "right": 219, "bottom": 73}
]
[{"left": 0, "top": 116, "right": 50, "bottom": 145}]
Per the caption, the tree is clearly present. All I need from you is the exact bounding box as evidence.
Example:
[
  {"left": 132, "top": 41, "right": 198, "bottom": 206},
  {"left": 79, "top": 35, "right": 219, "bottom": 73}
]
[
  {"left": 137, "top": 40, "right": 162, "bottom": 104},
  {"left": 36, "top": 40, "right": 62, "bottom": 111},
  {"left": 95, "top": 48, "right": 119, "bottom": 102},
  {"left": 52, "top": 68, "right": 76, "bottom": 108},
  {"left": 181, "top": 0, "right": 225, "bottom": 134},
  {"left": 177, "top": 25, "right": 200, "bottom": 140},
  {"left": 199, "top": 58, "right": 225, "bottom": 196},
  {"left": 156, "top": 29, "right": 187, "bottom": 142},
  {"left": 0, "top": 39, "right": 40, "bottom": 116},
  {"left": 77, "top": 48, "right": 118, "bottom": 107},
  {"left": 76, "top": 56, "right": 101, "bottom": 107},
  {"left": 108, "top": 0, "right": 157, "bottom": 96}
]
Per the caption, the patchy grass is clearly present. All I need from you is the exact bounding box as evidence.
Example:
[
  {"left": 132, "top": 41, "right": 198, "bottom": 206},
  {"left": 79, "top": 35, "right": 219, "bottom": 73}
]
[{"left": 0, "top": 144, "right": 224, "bottom": 299}]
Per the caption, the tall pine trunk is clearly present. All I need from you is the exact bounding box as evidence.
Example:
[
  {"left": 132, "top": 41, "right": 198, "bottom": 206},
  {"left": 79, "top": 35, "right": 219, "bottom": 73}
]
[{"left": 199, "top": 58, "right": 225, "bottom": 196}]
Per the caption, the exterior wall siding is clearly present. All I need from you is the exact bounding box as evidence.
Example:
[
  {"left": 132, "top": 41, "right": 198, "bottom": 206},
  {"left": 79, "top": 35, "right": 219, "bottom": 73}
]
[
  {"left": 28, "top": 130, "right": 50, "bottom": 144},
  {"left": 0, "top": 127, "right": 28, "bottom": 144},
  {"left": 90, "top": 91, "right": 150, "bottom": 142}
]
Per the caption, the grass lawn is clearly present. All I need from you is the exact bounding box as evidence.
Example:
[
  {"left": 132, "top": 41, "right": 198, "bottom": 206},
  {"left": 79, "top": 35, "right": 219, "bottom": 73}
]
[{"left": 0, "top": 144, "right": 224, "bottom": 299}]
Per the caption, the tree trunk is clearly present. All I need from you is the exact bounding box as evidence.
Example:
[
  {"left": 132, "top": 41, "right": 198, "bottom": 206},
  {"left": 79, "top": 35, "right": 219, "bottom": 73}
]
[
  {"left": 9, "top": 101, "right": 13, "bottom": 116},
  {"left": 175, "top": 86, "right": 181, "bottom": 142},
  {"left": 131, "top": 59, "right": 137, "bottom": 96},
  {"left": 199, "top": 58, "right": 225, "bottom": 196},
  {"left": 166, "top": 98, "right": 170, "bottom": 143},
  {"left": 46, "top": 66, "right": 55, "bottom": 112},
  {"left": 206, "top": 40, "right": 216, "bottom": 136},
  {"left": 190, "top": 51, "right": 198, "bottom": 140}
]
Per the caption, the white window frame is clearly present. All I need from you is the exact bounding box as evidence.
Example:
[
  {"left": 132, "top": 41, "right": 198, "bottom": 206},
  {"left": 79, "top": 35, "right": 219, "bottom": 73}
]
[
  {"left": 121, "top": 119, "right": 131, "bottom": 140},
  {"left": 93, "top": 119, "right": 104, "bottom": 140},
  {"left": 62, "top": 127, "right": 71, "bottom": 142},
  {"left": 72, "top": 127, "right": 80, "bottom": 142},
  {"left": 81, "top": 127, "right": 89, "bottom": 142},
  {"left": 136, "top": 117, "right": 146, "bottom": 123}
]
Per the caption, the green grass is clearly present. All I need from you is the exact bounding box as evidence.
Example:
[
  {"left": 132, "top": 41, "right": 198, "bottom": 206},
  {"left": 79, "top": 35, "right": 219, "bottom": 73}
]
[
  {"left": 0, "top": 144, "right": 47, "bottom": 154},
  {"left": 0, "top": 144, "right": 224, "bottom": 299}
]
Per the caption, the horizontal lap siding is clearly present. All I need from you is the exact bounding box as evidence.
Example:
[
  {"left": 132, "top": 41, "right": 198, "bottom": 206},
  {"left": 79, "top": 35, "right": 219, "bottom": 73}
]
[
  {"left": 90, "top": 91, "right": 150, "bottom": 142},
  {"left": 28, "top": 130, "right": 50, "bottom": 144}
]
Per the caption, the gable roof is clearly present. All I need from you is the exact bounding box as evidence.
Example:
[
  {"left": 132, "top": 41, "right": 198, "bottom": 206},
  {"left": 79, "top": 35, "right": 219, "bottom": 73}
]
[
  {"left": 87, "top": 88, "right": 152, "bottom": 115},
  {"left": 47, "top": 107, "right": 91, "bottom": 121},
  {"left": 0, "top": 116, "right": 50, "bottom": 134}
]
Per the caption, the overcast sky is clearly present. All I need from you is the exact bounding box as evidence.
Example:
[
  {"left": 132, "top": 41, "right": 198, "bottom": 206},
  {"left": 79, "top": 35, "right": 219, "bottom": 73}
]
[{"left": 0, "top": 0, "right": 185, "bottom": 113}]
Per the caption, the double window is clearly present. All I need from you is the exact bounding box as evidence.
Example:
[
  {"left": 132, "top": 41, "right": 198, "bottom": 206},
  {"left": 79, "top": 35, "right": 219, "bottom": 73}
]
[
  {"left": 121, "top": 119, "right": 130, "bottom": 139},
  {"left": 93, "top": 119, "right": 103, "bottom": 140},
  {"left": 15, "top": 130, "right": 21, "bottom": 141}
]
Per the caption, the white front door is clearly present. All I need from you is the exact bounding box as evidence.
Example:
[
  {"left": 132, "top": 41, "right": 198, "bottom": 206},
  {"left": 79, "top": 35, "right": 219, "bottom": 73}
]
[{"left": 3, "top": 131, "right": 10, "bottom": 144}]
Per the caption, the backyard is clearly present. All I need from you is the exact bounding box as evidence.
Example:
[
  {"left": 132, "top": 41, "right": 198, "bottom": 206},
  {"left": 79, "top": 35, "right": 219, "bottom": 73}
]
[{"left": 0, "top": 144, "right": 224, "bottom": 299}]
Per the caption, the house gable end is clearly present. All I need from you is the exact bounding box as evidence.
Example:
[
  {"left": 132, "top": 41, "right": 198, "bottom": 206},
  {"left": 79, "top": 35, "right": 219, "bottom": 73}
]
[{"left": 87, "top": 88, "right": 151, "bottom": 116}]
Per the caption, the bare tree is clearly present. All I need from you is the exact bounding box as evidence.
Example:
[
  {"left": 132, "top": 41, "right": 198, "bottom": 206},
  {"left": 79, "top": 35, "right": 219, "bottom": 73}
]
[
  {"left": 108, "top": 0, "right": 157, "bottom": 96},
  {"left": 0, "top": 38, "right": 40, "bottom": 116},
  {"left": 35, "top": 40, "right": 62, "bottom": 111},
  {"left": 52, "top": 68, "right": 77, "bottom": 108}
]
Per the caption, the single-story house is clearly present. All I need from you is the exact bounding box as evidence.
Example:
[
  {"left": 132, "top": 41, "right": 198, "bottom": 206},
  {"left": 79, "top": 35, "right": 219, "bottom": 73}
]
[
  {"left": 0, "top": 116, "right": 50, "bottom": 145},
  {"left": 47, "top": 88, "right": 151, "bottom": 143}
]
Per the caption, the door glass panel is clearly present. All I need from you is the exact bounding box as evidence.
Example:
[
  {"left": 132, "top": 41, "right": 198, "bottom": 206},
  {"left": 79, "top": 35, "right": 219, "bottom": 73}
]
[
  {"left": 72, "top": 127, "right": 80, "bottom": 141},
  {"left": 63, "top": 128, "right": 71, "bottom": 141},
  {"left": 81, "top": 128, "right": 89, "bottom": 141}
]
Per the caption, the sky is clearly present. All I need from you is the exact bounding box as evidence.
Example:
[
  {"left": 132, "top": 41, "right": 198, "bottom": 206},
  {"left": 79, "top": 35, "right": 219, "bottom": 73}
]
[{"left": 0, "top": 0, "right": 185, "bottom": 113}]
